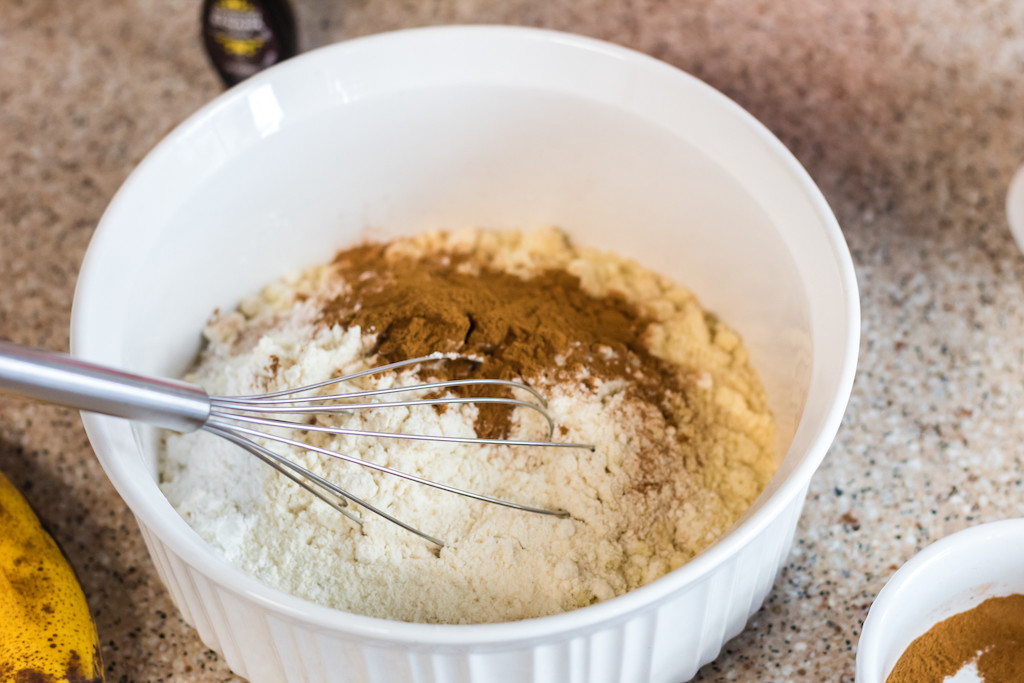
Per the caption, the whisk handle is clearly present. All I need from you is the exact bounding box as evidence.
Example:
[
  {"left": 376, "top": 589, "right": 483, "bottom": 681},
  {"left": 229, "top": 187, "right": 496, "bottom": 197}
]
[{"left": 0, "top": 341, "right": 210, "bottom": 433}]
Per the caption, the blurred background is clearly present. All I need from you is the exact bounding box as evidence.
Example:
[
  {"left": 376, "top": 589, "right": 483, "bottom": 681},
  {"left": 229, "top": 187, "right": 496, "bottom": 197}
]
[{"left": 2, "top": 1, "right": 1023, "bottom": 680}]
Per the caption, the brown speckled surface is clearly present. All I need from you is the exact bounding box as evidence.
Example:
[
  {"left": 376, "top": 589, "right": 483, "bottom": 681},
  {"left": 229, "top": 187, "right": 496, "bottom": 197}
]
[{"left": 2, "top": 1, "right": 1024, "bottom": 681}]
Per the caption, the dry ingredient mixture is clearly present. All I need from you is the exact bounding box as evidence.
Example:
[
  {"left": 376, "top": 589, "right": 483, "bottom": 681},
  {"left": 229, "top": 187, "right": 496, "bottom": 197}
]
[
  {"left": 160, "top": 227, "right": 777, "bottom": 624},
  {"left": 887, "top": 594, "right": 1024, "bottom": 683}
]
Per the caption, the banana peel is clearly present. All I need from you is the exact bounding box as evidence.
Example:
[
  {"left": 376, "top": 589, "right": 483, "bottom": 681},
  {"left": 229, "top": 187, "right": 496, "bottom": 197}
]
[{"left": 0, "top": 470, "right": 103, "bottom": 682}]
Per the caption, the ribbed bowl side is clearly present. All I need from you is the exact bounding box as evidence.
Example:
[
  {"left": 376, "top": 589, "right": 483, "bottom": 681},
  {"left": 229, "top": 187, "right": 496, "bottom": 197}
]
[
  {"left": 269, "top": 617, "right": 664, "bottom": 683},
  {"left": 134, "top": 485, "right": 809, "bottom": 683},
  {"left": 647, "top": 488, "right": 808, "bottom": 682},
  {"left": 138, "top": 523, "right": 223, "bottom": 660},
  {"left": 139, "top": 522, "right": 277, "bottom": 681}
]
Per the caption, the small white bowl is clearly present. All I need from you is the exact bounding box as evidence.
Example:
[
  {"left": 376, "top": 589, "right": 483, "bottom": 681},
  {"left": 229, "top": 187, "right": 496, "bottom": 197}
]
[
  {"left": 857, "top": 519, "right": 1024, "bottom": 682},
  {"left": 72, "top": 25, "right": 858, "bottom": 683},
  {"left": 1008, "top": 164, "right": 1024, "bottom": 253}
]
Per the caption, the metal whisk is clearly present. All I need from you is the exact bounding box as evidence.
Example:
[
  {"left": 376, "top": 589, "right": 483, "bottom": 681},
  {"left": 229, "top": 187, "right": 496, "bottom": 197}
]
[{"left": 0, "top": 341, "right": 592, "bottom": 546}]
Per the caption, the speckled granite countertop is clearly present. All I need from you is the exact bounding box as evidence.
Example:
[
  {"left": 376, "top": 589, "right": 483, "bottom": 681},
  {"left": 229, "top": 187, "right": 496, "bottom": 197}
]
[{"left": 2, "top": 1, "right": 1023, "bottom": 681}]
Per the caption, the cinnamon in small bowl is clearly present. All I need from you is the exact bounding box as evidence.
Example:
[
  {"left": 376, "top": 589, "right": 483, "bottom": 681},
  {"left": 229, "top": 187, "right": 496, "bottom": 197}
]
[
  {"left": 886, "top": 593, "right": 1024, "bottom": 682},
  {"left": 856, "top": 519, "right": 1024, "bottom": 683}
]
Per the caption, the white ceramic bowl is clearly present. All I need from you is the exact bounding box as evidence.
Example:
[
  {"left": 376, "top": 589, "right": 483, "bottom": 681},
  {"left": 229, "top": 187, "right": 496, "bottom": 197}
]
[
  {"left": 1008, "top": 163, "right": 1024, "bottom": 254},
  {"left": 72, "top": 26, "right": 859, "bottom": 683},
  {"left": 856, "top": 519, "right": 1024, "bottom": 682}
]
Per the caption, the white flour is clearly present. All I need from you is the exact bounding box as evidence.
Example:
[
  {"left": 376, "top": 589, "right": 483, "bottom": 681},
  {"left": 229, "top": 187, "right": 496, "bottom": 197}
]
[{"left": 160, "top": 227, "right": 776, "bottom": 623}]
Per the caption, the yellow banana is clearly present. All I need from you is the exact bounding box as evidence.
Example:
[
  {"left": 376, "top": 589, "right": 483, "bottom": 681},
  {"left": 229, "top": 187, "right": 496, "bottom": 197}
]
[{"left": 0, "top": 470, "right": 103, "bottom": 682}]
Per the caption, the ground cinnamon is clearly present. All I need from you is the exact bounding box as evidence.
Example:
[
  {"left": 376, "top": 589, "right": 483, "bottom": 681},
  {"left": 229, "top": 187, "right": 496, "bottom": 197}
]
[
  {"left": 886, "top": 593, "right": 1024, "bottom": 682},
  {"left": 317, "top": 242, "right": 689, "bottom": 440}
]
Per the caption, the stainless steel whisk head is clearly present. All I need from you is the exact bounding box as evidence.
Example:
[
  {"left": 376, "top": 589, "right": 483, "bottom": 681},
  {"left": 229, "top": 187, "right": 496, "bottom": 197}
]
[{"left": 0, "top": 343, "right": 592, "bottom": 546}]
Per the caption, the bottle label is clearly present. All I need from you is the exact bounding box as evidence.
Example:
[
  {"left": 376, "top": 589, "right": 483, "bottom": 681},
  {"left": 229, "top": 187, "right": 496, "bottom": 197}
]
[{"left": 203, "top": 0, "right": 293, "bottom": 83}]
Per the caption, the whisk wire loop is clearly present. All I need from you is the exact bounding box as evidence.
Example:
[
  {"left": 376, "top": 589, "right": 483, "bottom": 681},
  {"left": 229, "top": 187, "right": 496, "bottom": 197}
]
[
  {"left": 229, "top": 376, "right": 550, "bottom": 408},
  {"left": 208, "top": 424, "right": 449, "bottom": 547},
  {"left": 208, "top": 409, "right": 590, "bottom": 448},
  {"left": 210, "top": 395, "right": 557, "bottom": 434},
  {"left": 208, "top": 419, "right": 572, "bottom": 519}
]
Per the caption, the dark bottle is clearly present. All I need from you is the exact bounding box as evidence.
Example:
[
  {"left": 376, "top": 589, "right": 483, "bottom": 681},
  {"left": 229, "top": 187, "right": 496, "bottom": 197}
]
[{"left": 201, "top": 0, "right": 298, "bottom": 87}]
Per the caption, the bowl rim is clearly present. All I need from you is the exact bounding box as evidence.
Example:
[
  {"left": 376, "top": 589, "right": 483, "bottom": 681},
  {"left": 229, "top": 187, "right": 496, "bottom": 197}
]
[
  {"left": 1006, "top": 164, "right": 1024, "bottom": 255},
  {"left": 856, "top": 518, "right": 1024, "bottom": 681},
  {"left": 72, "top": 24, "right": 860, "bottom": 644}
]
